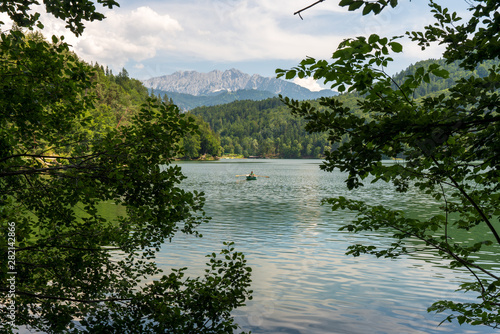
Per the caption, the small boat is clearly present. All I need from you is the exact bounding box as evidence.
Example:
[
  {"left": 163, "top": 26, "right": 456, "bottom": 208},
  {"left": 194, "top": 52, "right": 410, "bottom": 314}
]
[{"left": 236, "top": 172, "right": 268, "bottom": 181}]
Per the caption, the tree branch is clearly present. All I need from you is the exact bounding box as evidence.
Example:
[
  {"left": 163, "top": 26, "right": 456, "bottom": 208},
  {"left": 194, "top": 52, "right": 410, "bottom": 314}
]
[
  {"left": 0, "top": 288, "right": 133, "bottom": 304},
  {"left": 429, "top": 156, "right": 500, "bottom": 246},
  {"left": 381, "top": 216, "right": 500, "bottom": 282},
  {"left": 294, "top": 0, "right": 325, "bottom": 20},
  {"left": 0, "top": 164, "right": 96, "bottom": 177},
  {"left": 0, "top": 153, "right": 100, "bottom": 164}
]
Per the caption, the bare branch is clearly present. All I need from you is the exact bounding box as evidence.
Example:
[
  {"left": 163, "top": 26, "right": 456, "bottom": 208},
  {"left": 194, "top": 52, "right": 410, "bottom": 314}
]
[{"left": 294, "top": 0, "right": 326, "bottom": 20}]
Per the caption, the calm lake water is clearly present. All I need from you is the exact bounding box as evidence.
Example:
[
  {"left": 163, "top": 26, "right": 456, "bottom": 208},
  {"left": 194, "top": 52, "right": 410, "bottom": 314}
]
[{"left": 158, "top": 159, "right": 496, "bottom": 334}]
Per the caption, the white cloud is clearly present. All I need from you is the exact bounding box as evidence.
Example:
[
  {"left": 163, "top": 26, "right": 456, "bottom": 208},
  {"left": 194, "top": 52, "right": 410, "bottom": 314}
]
[
  {"left": 32, "top": 5, "right": 181, "bottom": 69},
  {"left": 70, "top": 6, "right": 182, "bottom": 68},
  {"left": 5, "top": 0, "right": 471, "bottom": 78},
  {"left": 293, "top": 77, "right": 323, "bottom": 92},
  {"left": 0, "top": 13, "right": 13, "bottom": 30},
  {"left": 155, "top": 0, "right": 343, "bottom": 63}
]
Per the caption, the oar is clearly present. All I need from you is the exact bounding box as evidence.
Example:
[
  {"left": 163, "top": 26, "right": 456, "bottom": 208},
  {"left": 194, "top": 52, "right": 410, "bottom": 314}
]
[
  {"left": 235, "top": 175, "right": 248, "bottom": 177},
  {"left": 255, "top": 175, "right": 269, "bottom": 178}
]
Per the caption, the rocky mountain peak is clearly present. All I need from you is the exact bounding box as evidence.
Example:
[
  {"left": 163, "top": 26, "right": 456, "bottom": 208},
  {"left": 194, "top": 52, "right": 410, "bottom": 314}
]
[{"left": 142, "top": 69, "right": 338, "bottom": 107}]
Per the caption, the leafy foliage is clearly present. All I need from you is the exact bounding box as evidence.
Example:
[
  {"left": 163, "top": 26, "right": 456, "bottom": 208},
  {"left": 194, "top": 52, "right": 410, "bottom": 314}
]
[
  {"left": 338, "top": 0, "right": 399, "bottom": 15},
  {"left": 391, "top": 58, "right": 499, "bottom": 99},
  {"left": 0, "top": 4, "right": 252, "bottom": 333},
  {"left": 0, "top": 0, "right": 119, "bottom": 36},
  {"left": 278, "top": 0, "right": 500, "bottom": 328}
]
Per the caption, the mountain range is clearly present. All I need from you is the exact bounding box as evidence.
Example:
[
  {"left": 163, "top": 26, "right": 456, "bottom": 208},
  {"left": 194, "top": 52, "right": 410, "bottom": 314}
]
[{"left": 142, "top": 68, "right": 337, "bottom": 110}]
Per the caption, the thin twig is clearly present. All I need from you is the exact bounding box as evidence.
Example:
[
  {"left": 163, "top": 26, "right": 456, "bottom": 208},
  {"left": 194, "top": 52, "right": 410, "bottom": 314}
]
[
  {"left": 430, "top": 155, "right": 500, "bottom": 245},
  {"left": 294, "top": 0, "right": 325, "bottom": 19}
]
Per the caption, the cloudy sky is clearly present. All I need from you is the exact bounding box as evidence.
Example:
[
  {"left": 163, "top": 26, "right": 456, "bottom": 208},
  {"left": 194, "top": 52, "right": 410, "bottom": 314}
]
[{"left": 4, "top": 0, "right": 471, "bottom": 90}]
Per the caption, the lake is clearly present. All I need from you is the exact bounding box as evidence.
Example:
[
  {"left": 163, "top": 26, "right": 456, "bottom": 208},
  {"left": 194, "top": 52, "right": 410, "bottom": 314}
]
[{"left": 158, "top": 159, "right": 496, "bottom": 334}]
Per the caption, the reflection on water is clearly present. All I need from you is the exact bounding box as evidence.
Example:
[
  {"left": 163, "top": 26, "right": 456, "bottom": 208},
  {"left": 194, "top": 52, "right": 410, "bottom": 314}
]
[{"left": 157, "top": 159, "right": 495, "bottom": 334}]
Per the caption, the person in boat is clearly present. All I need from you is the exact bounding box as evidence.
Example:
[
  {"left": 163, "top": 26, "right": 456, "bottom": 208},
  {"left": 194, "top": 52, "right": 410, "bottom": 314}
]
[{"left": 249, "top": 171, "right": 255, "bottom": 177}]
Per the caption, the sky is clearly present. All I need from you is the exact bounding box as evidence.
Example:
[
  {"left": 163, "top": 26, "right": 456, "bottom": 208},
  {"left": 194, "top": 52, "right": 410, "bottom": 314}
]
[{"left": 2, "top": 0, "right": 471, "bottom": 91}]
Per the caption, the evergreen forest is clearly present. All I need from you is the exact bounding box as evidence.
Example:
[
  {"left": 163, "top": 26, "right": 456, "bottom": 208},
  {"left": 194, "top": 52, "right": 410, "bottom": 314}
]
[
  {"left": 189, "top": 98, "right": 334, "bottom": 159},
  {"left": 51, "top": 56, "right": 499, "bottom": 161},
  {"left": 83, "top": 63, "right": 222, "bottom": 160}
]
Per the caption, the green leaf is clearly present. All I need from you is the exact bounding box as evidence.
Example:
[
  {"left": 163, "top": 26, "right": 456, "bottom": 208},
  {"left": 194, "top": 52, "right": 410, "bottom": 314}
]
[
  {"left": 432, "top": 68, "right": 450, "bottom": 78},
  {"left": 368, "top": 34, "right": 379, "bottom": 44},
  {"left": 285, "top": 70, "right": 297, "bottom": 80},
  {"left": 362, "top": 3, "right": 373, "bottom": 15},
  {"left": 389, "top": 41, "right": 403, "bottom": 53},
  {"left": 339, "top": 0, "right": 353, "bottom": 6},
  {"left": 301, "top": 57, "right": 316, "bottom": 65},
  {"left": 349, "top": 1, "right": 364, "bottom": 11}
]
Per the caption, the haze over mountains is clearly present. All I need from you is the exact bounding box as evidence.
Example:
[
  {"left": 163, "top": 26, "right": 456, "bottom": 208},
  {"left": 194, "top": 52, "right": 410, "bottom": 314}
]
[{"left": 142, "top": 68, "right": 337, "bottom": 110}]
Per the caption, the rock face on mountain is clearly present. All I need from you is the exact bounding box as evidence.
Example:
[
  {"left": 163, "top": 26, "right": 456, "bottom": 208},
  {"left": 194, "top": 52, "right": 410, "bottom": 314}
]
[{"left": 142, "top": 68, "right": 337, "bottom": 101}]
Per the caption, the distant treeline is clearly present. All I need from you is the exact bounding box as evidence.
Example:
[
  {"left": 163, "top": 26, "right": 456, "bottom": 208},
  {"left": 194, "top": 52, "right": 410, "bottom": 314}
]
[
  {"left": 149, "top": 88, "right": 276, "bottom": 110},
  {"left": 189, "top": 98, "right": 334, "bottom": 158},
  {"left": 392, "top": 58, "right": 499, "bottom": 98}
]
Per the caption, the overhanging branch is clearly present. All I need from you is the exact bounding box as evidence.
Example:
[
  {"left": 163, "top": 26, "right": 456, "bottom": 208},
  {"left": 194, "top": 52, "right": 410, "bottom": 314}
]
[
  {"left": 294, "top": 0, "right": 325, "bottom": 19},
  {"left": 0, "top": 288, "right": 133, "bottom": 304}
]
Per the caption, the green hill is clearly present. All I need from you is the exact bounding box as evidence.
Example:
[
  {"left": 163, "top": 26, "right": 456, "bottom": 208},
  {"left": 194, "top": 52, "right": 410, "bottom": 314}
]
[
  {"left": 150, "top": 89, "right": 276, "bottom": 110},
  {"left": 190, "top": 98, "right": 333, "bottom": 158},
  {"left": 391, "top": 58, "right": 499, "bottom": 98}
]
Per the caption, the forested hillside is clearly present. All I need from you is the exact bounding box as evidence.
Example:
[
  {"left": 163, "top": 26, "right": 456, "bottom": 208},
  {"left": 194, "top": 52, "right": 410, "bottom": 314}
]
[
  {"left": 190, "top": 57, "right": 498, "bottom": 159},
  {"left": 391, "top": 58, "right": 499, "bottom": 98},
  {"left": 88, "top": 65, "right": 149, "bottom": 130},
  {"left": 190, "top": 98, "right": 336, "bottom": 158},
  {"left": 150, "top": 88, "right": 276, "bottom": 110},
  {"left": 87, "top": 64, "right": 221, "bottom": 159}
]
